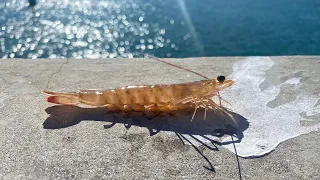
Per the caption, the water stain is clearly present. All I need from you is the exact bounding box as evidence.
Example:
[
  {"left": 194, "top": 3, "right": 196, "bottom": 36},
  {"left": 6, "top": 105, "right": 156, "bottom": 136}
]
[{"left": 222, "top": 57, "right": 320, "bottom": 157}]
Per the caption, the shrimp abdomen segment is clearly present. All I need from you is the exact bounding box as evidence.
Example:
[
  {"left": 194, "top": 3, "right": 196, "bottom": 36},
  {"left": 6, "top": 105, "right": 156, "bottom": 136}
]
[{"left": 108, "top": 85, "right": 175, "bottom": 105}]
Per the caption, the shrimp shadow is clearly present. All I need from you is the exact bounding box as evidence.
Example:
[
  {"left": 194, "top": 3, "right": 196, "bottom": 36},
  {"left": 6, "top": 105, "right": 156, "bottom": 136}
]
[{"left": 43, "top": 105, "right": 249, "bottom": 172}]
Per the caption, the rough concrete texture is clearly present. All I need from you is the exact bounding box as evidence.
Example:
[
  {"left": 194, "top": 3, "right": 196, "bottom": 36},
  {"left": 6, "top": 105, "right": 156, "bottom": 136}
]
[{"left": 0, "top": 56, "right": 319, "bottom": 180}]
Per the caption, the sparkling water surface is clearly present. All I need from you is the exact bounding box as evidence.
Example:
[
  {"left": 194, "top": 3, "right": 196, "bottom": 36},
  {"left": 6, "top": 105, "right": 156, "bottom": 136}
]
[{"left": 1, "top": 0, "right": 320, "bottom": 59}]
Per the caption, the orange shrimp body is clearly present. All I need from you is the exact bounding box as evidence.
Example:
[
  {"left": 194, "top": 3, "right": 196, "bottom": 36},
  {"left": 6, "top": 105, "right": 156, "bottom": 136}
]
[{"left": 44, "top": 78, "right": 234, "bottom": 113}]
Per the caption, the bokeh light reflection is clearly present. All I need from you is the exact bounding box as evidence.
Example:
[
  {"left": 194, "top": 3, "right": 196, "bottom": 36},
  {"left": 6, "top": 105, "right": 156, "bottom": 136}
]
[{"left": 0, "top": 0, "right": 188, "bottom": 59}]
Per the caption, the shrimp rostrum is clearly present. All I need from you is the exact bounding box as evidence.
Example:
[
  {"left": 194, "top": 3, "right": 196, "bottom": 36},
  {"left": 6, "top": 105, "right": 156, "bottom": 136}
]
[{"left": 44, "top": 57, "right": 234, "bottom": 121}]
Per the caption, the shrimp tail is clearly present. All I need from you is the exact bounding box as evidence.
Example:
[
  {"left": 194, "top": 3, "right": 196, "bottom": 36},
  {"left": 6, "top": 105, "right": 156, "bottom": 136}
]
[{"left": 44, "top": 91, "right": 80, "bottom": 105}]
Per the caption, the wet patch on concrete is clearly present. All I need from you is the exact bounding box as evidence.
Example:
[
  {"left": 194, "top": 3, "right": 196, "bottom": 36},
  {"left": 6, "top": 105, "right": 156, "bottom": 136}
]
[{"left": 221, "top": 57, "right": 320, "bottom": 157}]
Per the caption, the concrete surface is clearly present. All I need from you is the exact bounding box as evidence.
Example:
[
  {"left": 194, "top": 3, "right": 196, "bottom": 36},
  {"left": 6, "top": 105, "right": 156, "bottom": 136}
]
[{"left": 0, "top": 56, "right": 319, "bottom": 180}]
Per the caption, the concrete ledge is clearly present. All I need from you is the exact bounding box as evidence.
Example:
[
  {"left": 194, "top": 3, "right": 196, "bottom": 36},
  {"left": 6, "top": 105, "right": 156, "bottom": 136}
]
[{"left": 0, "top": 56, "right": 319, "bottom": 179}]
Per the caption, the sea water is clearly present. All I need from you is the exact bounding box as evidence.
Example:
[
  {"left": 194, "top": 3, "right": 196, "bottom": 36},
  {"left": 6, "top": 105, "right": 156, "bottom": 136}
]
[{"left": 1, "top": 0, "right": 320, "bottom": 59}]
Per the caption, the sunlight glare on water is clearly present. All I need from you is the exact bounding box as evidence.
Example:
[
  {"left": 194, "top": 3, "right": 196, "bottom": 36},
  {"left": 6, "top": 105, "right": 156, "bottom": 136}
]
[
  {"left": 1, "top": 0, "right": 320, "bottom": 58},
  {"left": 0, "top": 0, "right": 186, "bottom": 59}
]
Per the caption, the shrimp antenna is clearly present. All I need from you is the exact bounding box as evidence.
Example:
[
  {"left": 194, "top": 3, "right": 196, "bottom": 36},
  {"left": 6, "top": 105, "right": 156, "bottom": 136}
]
[{"left": 145, "top": 54, "right": 210, "bottom": 80}]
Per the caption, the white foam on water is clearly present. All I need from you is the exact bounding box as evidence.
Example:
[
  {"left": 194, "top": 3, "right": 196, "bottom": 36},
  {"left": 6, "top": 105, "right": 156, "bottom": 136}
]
[{"left": 220, "top": 57, "right": 320, "bottom": 157}]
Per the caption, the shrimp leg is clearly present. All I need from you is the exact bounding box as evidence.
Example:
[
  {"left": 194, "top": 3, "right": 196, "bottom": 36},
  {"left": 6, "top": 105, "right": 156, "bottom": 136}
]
[
  {"left": 177, "top": 96, "right": 211, "bottom": 121},
  {"left": 202, "top": 99, "right": 235, "bottom": 122},
  {"left": 176, "top": 96, "right": 234, "bottom": 122},
  {"left": 143, "top": 104, "right": 162, "bottom": 119}
]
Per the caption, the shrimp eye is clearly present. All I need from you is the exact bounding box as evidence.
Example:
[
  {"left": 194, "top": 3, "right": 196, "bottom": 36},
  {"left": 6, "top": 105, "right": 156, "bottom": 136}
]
[{"left": 217, "top": 75, "right": 225, "bottom": 83}]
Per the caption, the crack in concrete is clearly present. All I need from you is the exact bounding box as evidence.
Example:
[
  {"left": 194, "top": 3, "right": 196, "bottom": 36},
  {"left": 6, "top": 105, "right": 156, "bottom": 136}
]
[
  {"left": 45, "top": 59, "right": 69, "bottom": 90},
  {"left": 37, "top": 59, "right": 69, "bottom": 178},
  {"left": 39, "top": 59, "right": 70, "bottom": 114}
]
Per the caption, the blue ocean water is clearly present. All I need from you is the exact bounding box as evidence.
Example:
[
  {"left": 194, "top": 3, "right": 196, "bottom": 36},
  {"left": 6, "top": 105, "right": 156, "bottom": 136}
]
[{"left": 0, "top": 0, "right": 319, "bottom": 58}]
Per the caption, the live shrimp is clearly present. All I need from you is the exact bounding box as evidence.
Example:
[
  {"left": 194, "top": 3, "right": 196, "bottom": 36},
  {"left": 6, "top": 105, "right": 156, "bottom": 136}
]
[{"left": 44, "top": 57, "right": 234, "bottom": 121}]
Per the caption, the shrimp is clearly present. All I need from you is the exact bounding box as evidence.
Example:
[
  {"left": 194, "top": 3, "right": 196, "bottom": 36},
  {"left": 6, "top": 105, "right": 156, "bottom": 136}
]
[{"left": 44, "top": 56, "right": 234, "bottom": 121}]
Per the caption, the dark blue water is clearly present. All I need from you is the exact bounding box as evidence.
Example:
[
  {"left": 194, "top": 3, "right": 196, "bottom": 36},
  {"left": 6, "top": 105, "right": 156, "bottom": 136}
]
[{"left": 1, "top": 0, "right": 319, "bottom": 58}]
